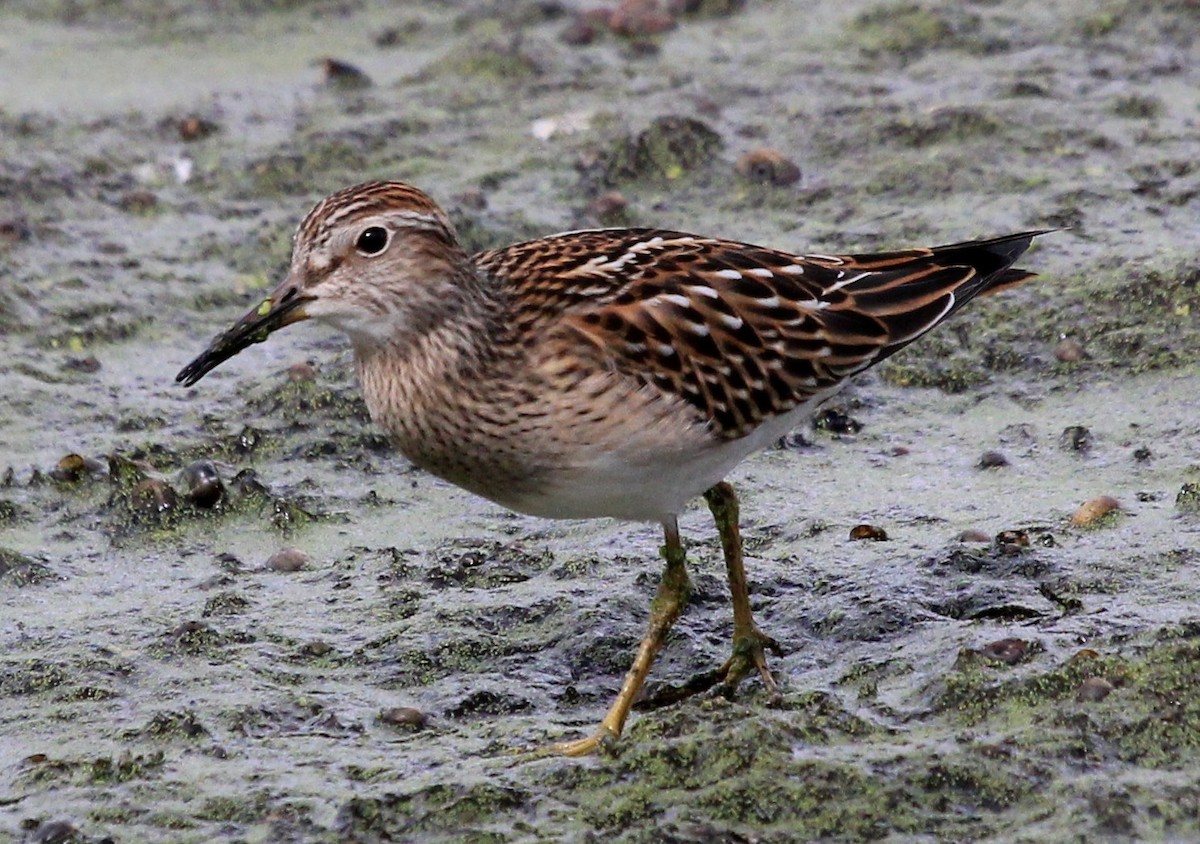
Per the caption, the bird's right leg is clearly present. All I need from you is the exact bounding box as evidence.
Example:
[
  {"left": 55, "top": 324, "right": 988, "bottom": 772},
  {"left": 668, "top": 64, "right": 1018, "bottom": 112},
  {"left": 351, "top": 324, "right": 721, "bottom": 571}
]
[{"left": 549, "top": 517, "right": 692, "bottom": 756}]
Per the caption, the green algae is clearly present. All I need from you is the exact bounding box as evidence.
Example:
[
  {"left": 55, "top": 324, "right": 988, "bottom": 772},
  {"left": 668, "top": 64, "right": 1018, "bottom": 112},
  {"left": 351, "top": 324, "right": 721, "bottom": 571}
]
[
  {"left": 522, "top": 634, "right": 1200, "bottom": 842},
  {"left": 847, "top": 2, "right": 983, "bottom": 62},
  {"left": 423, "top": 43, "right": 541, "bottom": 84},
  {"left": 18, "top": 751, "right": 167, "bottom": 787},
  {"left": 0, "top": 660, "right": 70, "bottom": 696},
  {"left": 603, "top": 116, "right": 724, "bottom": 187},
  {"left": 875, "top": 249, "right": 1200, "bottom": 387},
  {"left": 337, "top": 782, "right": 530, "bottom": 842}
]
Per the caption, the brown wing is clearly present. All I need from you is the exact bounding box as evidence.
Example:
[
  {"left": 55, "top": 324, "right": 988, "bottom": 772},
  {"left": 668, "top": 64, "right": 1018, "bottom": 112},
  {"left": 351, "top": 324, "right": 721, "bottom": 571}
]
[
  {"left": 480, "top": 229, "right": 1047, "bottom": 439},
  {"left": 474, "top": 228, "right": 733, "bottom": 335}
]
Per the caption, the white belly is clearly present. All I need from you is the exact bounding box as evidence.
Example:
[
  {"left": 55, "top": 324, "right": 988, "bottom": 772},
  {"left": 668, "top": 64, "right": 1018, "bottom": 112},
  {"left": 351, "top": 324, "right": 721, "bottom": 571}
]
[{"left": 498, "top": 391, "right": 833, "bottom": 522}]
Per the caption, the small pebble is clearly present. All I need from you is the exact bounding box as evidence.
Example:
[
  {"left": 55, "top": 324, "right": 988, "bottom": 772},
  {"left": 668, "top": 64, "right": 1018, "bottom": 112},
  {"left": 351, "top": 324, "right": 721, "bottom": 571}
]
[
  {"left": 610, "top": 0, "right": 678, "bottom": 35},
  {"left": 322, "top": 58, "right": 372, "bottom": 88},
  {"left": 130, "top": 478, "right": 178, "bottom": 516},
  {"left": 1132, "top": 446, "right": 1151, "bottom": 462},
  {"left": 373, "top": 21, "right": 422, "bottom": 47},
  {"left": 380, "top": 706, "right": 428, "bottom": 730},
  {"left": 119, "top": 190, "right": 158, "bottom": 213},
  {"left": 980, "top": 637, "right": 1028, "bottom": 665},
  {"left": 178, "top": 115, "right": 219, "bottom": 141},
  {"left": 0, "top": 217, "right": 31, "bottom": 243},
  {"left": 735, "top": 148, "right": 802, "bottom": 186},
  {"left": 775, "top": 431, "right": 812, "bottom": 449},
  {"left": 978, "top": 450, "right": 1009, "bottom": 469},
  {"left": 849, "top": 524, "right": 888, "bottom": 541},
  {"left": 182, "top": 460, "right": 224, "bottom": 508},
  {"left": 994, "top": 529, "right": 1030, "bottom": 548},
  {"left": 287, "top": 361, "right": 317, "bottom": 382},
  {"left": 375, "top": 27, "right": 402, "bottom": 47},
  {"left": 29, "top": 819, "right": 77, "bottom": 844},
  {"left": 1054, "top": 338, "right": 1085, "bottom": 362},
  {"left": 267, "top": 547, "right": 310, "bottom": 572},
  {"left": 1075, "top": 676, "right": 1114, "bottom": 703},
  {"left": 1070, "top": 495, "right": 1120, "bottom": 527},
  {"left": 692, "top": 94, "right": 722, "bottom": 117},
  {"left": 236, "top": 426, "right": 262, "bottom": 454},
  {"left": 813, "top": 407, "right": 861, "bottom": 434},
  {"left": 560, "top": 15, "right": 598, "bottom": 44},
  {"left": 1059, "top": 425, "right": 1092, "bottom": 452},
  {"left": 50, "top": 453, "right": 104, "bottom": 482},
  {"left": 233, "top": 468, "right": 270, "bottom": 497},
  {"left": 62, "top": 355, "right": 102, "bottom": 373},
  {"left": 589, "top": 190, "right": 629, "bottom": 223},
  {"left": 957, "top": 528, "right": 991, "bottom": 543}
]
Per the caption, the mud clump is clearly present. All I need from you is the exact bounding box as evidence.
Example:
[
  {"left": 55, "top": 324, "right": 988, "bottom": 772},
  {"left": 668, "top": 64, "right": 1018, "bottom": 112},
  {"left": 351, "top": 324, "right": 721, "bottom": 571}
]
[
  {"left": 1176, "top": 483, "right": 1200, "bottom": 513},
  {"left": 321, "top": 57, "right": 372, "bottom": 89},
  {"left": 601, "top": 116, "right": 723, "bottom": 186},
  {"left": 848, "top": 2, "right": 984, "bottom": 62},
  {"left": 735, "top": 148, "right": 802, "bottom": 186},
  {"left": 0, "top": 548, "right": 53, "bottom": 586},
  {"left": 978, "top": 450, "right": 1009, "bottom": 469}
]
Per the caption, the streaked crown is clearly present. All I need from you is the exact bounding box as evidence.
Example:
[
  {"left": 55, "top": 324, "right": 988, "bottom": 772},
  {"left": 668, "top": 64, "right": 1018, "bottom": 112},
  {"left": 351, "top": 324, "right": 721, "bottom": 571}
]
[{"left": 297, "top": 180, "right": 458, "bottom": 253}]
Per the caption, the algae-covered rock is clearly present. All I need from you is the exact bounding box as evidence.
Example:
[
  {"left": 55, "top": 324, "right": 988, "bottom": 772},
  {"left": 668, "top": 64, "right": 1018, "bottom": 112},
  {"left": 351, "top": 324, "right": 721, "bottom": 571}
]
[{"left": 604, "top": 116, "right": 723, "bottom": 186}]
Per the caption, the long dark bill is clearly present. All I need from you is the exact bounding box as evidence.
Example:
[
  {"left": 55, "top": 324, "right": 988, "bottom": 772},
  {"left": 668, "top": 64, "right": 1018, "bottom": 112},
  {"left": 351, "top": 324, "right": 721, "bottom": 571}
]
[{"left": 176, "top": 286, "right": 312, "bottom": 387}]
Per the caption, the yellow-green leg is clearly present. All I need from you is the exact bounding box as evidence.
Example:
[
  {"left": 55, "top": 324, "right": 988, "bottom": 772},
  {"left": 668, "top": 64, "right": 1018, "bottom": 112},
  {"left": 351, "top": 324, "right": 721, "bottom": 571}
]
[
  {"left": 703, "top": 481, "right": 782, "bottom": 702},
  {"left": 634, "top": 482, "right": 782, "bottom": 709},
  {"left": 551, "top": 519, "right": 693, "bottom": 757}
]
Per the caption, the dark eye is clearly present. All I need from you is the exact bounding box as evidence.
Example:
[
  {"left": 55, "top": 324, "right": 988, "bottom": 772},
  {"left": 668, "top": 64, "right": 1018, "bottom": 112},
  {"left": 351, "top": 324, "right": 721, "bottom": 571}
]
[{"left": 355, "top": 226, "right": 389, "bottom": 256}]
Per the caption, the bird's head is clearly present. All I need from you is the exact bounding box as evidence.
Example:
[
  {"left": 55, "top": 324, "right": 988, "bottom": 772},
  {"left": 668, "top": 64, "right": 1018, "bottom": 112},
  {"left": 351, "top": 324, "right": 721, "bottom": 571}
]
[{"left": 176, "top": 181, "right": 470, "bottom": 387}]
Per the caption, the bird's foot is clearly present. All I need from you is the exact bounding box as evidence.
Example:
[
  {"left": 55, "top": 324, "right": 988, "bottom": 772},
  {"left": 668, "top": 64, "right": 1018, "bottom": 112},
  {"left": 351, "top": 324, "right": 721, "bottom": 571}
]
[
  {"left": 520, "top": 723, "right": 620, "bottom": 759},
  {"left": 635, "top": 625, "right": 783, "bottom": 710},
  {"left": 717, "top": 624, "right": 783, "bottom": 703},
  {"left": 549, "top": 724, "right": 621, "bottom": 757}
]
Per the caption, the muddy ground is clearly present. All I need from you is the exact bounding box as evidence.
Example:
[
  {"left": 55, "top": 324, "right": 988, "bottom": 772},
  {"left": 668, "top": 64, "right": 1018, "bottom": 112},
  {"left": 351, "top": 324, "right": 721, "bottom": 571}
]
[{"left": 2, "top": 0, "right": 1199, "bottom": 841}]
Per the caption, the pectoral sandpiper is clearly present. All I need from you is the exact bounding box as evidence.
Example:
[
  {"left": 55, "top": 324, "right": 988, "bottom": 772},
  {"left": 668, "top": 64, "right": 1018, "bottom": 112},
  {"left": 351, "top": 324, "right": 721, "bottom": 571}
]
[{"left": 178, "top": 180, "right": 1048, "bottom": 755}]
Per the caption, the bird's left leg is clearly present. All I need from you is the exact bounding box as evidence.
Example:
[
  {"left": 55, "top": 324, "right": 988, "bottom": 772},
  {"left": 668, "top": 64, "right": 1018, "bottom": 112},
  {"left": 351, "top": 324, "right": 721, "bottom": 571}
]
[
  {"left": 636, "top": 481, "right": 781, "bottom": 708},
  {"left": 703, "top": 481, "right": 782, "bottom": 701}
]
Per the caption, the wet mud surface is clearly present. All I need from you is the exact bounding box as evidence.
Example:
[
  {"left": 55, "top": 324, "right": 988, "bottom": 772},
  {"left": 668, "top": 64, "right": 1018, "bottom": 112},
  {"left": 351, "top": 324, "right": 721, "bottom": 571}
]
[{"left": 2, "top": 0, "right": 1200, "bottom": 841}]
